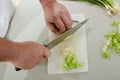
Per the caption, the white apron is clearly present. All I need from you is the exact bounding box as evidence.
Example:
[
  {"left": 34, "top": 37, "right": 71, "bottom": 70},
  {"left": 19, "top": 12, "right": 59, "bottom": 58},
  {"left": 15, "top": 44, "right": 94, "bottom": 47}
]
[{"left": 0, "top": 0, "right": 15, "bottom": 38}]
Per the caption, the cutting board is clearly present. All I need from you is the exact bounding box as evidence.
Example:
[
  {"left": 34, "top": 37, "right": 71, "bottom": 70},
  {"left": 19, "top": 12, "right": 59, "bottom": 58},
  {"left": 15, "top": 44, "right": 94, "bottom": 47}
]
[{"left": 48, "top": 14, "right": 88, "bottom": 74}]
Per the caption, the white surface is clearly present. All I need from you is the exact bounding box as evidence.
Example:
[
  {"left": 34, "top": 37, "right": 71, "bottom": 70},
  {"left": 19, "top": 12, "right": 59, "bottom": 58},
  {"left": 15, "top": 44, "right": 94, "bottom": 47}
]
[
  {"left": 48, "top": 14, "right": 88, "bottom": 74},
  {"left": 0, "top": 0, "right": 15, "bottom": 38},
  {"left": 12, "top": 14, "right": 45, "bottom": 42}
]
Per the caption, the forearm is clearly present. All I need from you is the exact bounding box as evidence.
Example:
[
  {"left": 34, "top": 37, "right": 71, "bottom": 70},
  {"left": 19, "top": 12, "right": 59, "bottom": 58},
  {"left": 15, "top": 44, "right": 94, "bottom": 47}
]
[
  {"left": 0, "top": 38, "right": 16, "bottom": 62},
  {"left": 39, "top": 0, "right": 56, "bottom": 7}
]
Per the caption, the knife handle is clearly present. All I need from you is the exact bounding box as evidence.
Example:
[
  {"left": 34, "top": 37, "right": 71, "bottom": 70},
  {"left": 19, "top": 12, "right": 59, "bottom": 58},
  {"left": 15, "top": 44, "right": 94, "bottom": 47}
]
[
  {"left": 15, "top": 67, "right": 21, "bottom": 71},
  {"left": 44, "top": 44, "right": 47, "bottom": 48}
]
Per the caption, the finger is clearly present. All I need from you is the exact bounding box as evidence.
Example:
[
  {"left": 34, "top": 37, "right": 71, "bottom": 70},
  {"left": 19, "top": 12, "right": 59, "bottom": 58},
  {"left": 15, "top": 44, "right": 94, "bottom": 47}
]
[
  {"left": 66, "top": 11, "right": 72, "bottom": 21},
  {"left": 54, "top": 17, "right": 66, "bottom": 34},
  {"left": 46, "top": 22, "right": 58, "bottom": 33},
  {"left": 43, "top": 47, "right": 51, "bottom": 58},
  {"left": 61, "top": 14, "right": 72, "bottom": 30}
]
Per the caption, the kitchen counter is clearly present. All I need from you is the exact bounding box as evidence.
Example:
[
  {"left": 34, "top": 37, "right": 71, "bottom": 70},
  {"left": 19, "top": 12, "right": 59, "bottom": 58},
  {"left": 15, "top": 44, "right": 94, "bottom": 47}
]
[{"left": 1, "top": 0, "right": 120, "bottom": 80}]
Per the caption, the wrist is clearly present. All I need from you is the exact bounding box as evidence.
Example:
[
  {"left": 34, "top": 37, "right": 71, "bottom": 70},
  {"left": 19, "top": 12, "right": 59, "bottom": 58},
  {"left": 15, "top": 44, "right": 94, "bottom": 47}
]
[
  {"left": 40, "top": 0, "right": 57, "bottom": 7},
  {"left": 8, "top": 42, "right": 19, "bottom": 62},
  {"left": 0, "top": 38, "right": 18, "bottom": 62}
]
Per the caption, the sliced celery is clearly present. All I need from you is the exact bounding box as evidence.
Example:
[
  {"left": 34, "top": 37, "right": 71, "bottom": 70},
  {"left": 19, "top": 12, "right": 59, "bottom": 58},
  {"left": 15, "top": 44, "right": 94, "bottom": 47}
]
[
  {"left": 62, "top": 47, "right": 76, "bottom": 55},
  {"left": 102, "top": 51, "right": 110, "bottom": 58},
  {"left": 62, "top": 54, "right": 83, "bottom": 71},
  {"left": 77, "top": 0, "right": 120, "bottom": 16},
  {"left": 103, "top": 31, "right": 119, "bottom": 57},
  {"left": 111, "top": 19, "right": 120, "bottom": 27}
]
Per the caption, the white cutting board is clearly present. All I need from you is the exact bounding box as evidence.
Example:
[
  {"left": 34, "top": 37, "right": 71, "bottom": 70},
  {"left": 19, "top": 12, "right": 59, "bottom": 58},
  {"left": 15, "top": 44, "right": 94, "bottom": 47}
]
[{"left": 48, "top": 14, "right": 88, "bottom": 74}]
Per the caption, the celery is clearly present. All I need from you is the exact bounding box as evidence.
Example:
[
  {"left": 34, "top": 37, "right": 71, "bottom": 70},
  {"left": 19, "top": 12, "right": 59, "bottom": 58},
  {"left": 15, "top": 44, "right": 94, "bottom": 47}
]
[
  {"left": 111, "top": 20, "right": 120, "bottom": 27},
  {"left": 77, "top": 0, "right": 120, "bottom": 16},
  {"left": 102, "top": 19, "right": 120, "bottom": 58},
  {"left": 62, "top": 52, "right": 83, "bottom": 71},
  {"left": 102, "top": 51, "right": 110, "bottom": 58},
  {"left": 105, "top": 30, "right": 116, "bottom": 37},
  {"left": 103, "top": 31, "right": 119, "bottom": 57},
  {"left": 62, "top": 47, "right": 76, "bottom": 55}
]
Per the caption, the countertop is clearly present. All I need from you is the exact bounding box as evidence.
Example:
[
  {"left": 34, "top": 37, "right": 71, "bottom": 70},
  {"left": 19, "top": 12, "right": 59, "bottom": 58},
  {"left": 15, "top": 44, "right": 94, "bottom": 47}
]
[{"left": 1, "top": 0, "right": 120, "bottom": 80}]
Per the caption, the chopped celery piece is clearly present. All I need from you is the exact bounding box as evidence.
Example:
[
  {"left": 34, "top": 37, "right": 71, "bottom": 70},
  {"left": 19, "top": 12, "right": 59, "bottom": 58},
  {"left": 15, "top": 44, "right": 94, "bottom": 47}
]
[
  {"left": 102, "top": 31, "right": 119, "bottom": 58},
  {"left": 105, "top": 30, "right": 116, "bottom": 37},
  {"left": 65, "top": 54, "right": 74, "bottom": 64},
  {"left": 62, "top": 63, "right": 71, "bottom": 71},
  {"left": 62, "top": 54, "right": 83, "bottom": 71},
  {"left": 109, "top": 41, "right": 114, "bottom": 48},
  {"left": 102, "top": 51, "right": 110, "bottom": 58},
  {"left": 113, "top": 46, "right": 118, "bottom": 53},
  {"left": 62, "top": 47, "right": 76, "bottom": 55},
  {"left": 116, "top": 34, "right": 120, "bottom": 41},
  {"left": 113, "top": 38, "right": 118, "bottom": 44},
  {"left": 102, "top": 19, "right": 120, "bottom": 58},
  {"left": 103, "top": 37, "right": 112, "bottom": 52},
  {"left": 111, "top": 19, "right": 120, "bottom": 27}
]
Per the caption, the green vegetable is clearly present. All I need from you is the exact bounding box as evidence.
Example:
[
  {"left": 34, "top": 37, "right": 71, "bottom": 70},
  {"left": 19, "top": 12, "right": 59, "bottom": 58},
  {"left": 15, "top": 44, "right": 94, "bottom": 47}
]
[
  {"left": 111, "top": 19, "right": 120, "bottom": 27},
  {"left": 77, "top": 0, "right": 120, "bottom": 16},
  {"left": 62, "top": 47, "right": 76, "bottom": 55},
  {"left": 102, "top": 19, "right": 120, "bottom": 58},
  {"left": 102, "top": 51, "right": 110, "bottom": 58},
  {"left": 102, "top": 37, "right": 112, "bottom": 58},
  {"left": 61, "top": 47, "right": 83, "bottom": 71},
  {"left": 103, "top": 31, "right": 119, "bottom": 57},
  {"left": 62, "top": 54, "right": 83, "bottom": 71},
  {"left": 105, "top": 30, "right": 116, "bottom": 37}
]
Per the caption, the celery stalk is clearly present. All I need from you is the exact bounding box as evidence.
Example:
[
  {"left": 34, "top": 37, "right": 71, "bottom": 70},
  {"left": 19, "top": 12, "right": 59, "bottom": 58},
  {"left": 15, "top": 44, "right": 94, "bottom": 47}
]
[{"left": 77, "top": 0, "right": 120, "bottom": 15}]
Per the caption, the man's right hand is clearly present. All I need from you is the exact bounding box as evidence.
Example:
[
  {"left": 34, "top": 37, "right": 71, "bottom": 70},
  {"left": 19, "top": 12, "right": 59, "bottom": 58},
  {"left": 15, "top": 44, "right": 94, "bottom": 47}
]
[{"left": 11, "top": 41, "right": 51, "bottom": 70}]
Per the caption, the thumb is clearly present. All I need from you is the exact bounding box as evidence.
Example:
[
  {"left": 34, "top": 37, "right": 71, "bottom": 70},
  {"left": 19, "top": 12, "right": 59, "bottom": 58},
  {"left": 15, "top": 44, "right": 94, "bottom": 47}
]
[{"left": 43, "top": 46, "right": 51, "bottom": 58}]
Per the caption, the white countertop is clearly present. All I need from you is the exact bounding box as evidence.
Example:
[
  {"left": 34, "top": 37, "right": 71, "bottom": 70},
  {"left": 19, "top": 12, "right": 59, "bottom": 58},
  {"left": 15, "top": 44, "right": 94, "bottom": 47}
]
[{"left": 1, "top": 0, "right": 120, "bottom": 80}]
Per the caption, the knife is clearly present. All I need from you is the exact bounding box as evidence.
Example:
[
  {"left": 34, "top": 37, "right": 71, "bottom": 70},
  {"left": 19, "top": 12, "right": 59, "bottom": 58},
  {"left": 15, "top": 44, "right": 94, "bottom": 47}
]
[{"left": 15, "top": 19, "right": 89, "bottom": 71}]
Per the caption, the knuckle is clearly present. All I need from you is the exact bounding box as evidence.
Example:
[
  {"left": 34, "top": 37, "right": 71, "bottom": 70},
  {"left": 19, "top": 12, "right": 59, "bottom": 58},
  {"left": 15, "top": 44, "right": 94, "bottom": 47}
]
[
  {"left": 59, "top": 11, "right": 64, "bottom": 15},
  {"left": 66, "top": 25, "right": 71, "bottom": 29},
  {"left": 58, "top": 24, "right": 65, "bottom": 32},
  {"left": 60, "top": 28, "right": 66, "bottom": 33},
  {"left": 53, "top": 13, "right": 61, "bottom": 21},
  {"left": 53, "top": 15, "right": 58, "bottom": 20},
  {"left": 66, "top": 22, "right": 72, "bottom": 29},
  {"left": 58, "top": 31, "right": 63, "bottom": 34}
]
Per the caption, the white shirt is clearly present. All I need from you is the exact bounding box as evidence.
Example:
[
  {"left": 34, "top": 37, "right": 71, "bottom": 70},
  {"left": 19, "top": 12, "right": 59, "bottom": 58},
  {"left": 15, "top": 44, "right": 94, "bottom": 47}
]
[{"left": 0, "top": 0, "right": 15, "bottom": 38}]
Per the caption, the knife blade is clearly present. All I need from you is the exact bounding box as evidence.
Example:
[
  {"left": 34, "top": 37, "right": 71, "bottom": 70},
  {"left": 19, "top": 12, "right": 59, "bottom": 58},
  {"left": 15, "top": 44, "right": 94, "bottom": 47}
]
[
  {"left": 44, "top": 19, "right": 89, "bottom": 49},
  {"left": 15, "top": 19, "right": 89, "bottom": 71}
]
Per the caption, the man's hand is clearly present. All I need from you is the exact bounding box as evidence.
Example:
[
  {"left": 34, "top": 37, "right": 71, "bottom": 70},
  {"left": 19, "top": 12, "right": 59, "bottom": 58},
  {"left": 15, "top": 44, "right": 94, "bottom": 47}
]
[
  {"left": 0, "top": 38, "right": 50, "bottom": 70},
  {"left": 40, "top": 0, "right": 72, "bottom": 34},
  {"left": 11, "top": 41, "right": 51, "bottom": 70}
]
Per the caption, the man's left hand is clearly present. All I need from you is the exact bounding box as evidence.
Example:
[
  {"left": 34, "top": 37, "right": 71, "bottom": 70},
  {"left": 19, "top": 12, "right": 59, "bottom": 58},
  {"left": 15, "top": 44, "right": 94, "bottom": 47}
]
[{"left": 41, "top": 1, "right": 73, "bottom": 34}]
